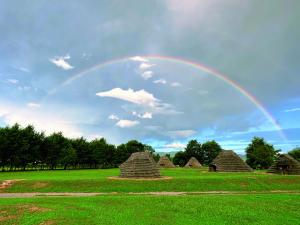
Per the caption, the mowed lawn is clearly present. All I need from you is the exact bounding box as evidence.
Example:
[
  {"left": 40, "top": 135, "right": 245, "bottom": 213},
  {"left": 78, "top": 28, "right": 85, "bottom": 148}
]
[
  {"left": 0, "top": 168, "right": 300, "bottom": 193},
  {"left": 0, "top": 194, "right": 300, "bottom": 225}
]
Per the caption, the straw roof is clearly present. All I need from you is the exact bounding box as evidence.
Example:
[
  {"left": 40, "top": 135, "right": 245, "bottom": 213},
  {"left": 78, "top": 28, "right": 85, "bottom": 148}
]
[
  {"left": 268, "top": 154, "right": 300, "bottom": 175},
  {"left": 209, "top": 150, "right": 252, "bottom": 172},
  {"left": 120, "top": 152, "right": 161, "bottom": 178},
  {"left": 184, "top": 157, "right": 202, "bottom": 168},
  {"left": 157, "top": 156, "right": 175, "bottom": 168}
]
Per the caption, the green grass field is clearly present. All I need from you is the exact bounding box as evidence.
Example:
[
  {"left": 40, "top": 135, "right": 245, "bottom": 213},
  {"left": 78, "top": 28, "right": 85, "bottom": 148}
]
[
  {"left": 1, "top": 168, "right": 300, "bottom": 193},
  {"left": 1, "top": 168, "right": 300, "bottom": 224}
]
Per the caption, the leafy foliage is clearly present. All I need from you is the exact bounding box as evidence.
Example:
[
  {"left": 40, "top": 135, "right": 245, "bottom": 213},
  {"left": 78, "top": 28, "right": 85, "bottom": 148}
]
[
  {"left": 246, "top": 137, "right": 279, "bottom": 169},
  {"left": 0, "top": 124, "right": 153, "bottom": 171},
  {"left": 288, "top": 147, "right": 300, "bottom": 162}
]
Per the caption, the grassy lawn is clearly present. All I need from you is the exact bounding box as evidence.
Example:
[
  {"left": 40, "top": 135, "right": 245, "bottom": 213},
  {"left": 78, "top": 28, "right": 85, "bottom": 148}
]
[
  {"left": 0, "top": 194, "right": 299, "bottom": 225},
  {"left": 0, "top": 168, "right": 300, "bottom": 193}
]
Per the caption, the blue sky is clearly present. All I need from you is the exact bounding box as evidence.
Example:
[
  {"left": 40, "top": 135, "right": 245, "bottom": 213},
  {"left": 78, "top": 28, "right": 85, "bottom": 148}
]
[{"left": 0, "top": 0, "right": 300, "bottom": 153}]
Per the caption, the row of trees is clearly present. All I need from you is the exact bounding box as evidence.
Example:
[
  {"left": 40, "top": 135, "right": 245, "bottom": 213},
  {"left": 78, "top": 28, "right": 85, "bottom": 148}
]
[
  {"left": 173, "top": 140, "right": 222, "bottom": 166},
  {"left": 0, "top": 123, "right": 299, "bottom": 171},
  {"left": 0, "top": 124, "right": 158, "bottom": 171},
  {"left": 173, "top": 137, "right": 300, "bottom": 169}
]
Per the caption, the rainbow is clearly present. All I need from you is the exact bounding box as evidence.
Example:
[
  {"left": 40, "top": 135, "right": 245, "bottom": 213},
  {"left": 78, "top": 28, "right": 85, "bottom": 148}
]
[{"left": 48, "top": 55, "right": 287, "bottom": 141}]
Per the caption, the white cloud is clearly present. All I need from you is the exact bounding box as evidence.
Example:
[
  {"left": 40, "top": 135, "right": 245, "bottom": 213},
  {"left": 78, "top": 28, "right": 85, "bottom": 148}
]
[
  {"left": 116, "top": 119, "right": 139, "bottom": 128},
  {"left": 27, "top": 102, "right": 40, "bottom": 108},
  {"left": 129, "top": 56, "right": 149, "bottom": 62},
  {"left": 164, "top": 142, "right": 186, "bottom": 149},
  {"left": 284, "top": 108, "right": 300, "bottom": 112},
  {"left": 141, "top": 71, "right": 153, "bottom": 80},
  {"left": 96, "top": 88, "right": 159, "bottom": 108},
  {"left": 171, "top": 82, "right": 182, "bottom": 87},
  {"left": 132, "top": 111, "right": 152, "bottom": 119},
  {"left": 50, "top": 55, "right": 74, "bottom": 70},
  {"left": 19, "top": 67, "right": 30, "bottom": 73},
  {"left": 0, "top": 102, "right": 82, "bottom": 138},
  {"left": 153, "top": 79, "right": 167, "bottom": 84},
  {"left": 86, "top": 134, "right": 103, "bottom": 141},
  {"left": 167, "top": 129, "right": 197, "bottom": 138},
  {"left": 108, "top": 114, "right": 119, "bottom": 120},
  {"left": 7, "top": 79, "right": 19, "bottom": 84},
  {"left": 139, "top": 62, "right": 155, "bottom": 70},
  {"left": 18, "top": 86, "right": 31, "bottom": 91}
]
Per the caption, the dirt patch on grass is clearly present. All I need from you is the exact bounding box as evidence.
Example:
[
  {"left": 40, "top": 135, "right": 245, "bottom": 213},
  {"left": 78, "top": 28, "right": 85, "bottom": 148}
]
[
  {"left": 108, "top": 176, "right": 172, "bottom": 181},
  {"left": 0, "top": 179, "right": 24, "bottom": 192},
  {"left": 18, "top": 204, "right": 50, "bottom": 213},
  {"left": 32, "top": 182, "right": 49, "bottom": 189},
  {"left": 39, "top": 219, "right": 57, "bottom": 225},
  {"left": 0, "top": 215, "right": 17, "bottom": 222}
]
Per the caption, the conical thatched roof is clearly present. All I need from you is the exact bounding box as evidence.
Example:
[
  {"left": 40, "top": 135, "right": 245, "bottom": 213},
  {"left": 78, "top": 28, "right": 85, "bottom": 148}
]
[
  {"left": 268, "top": 154, "right": 300, "bottom": 175},
  {"left": 120, "top": 152, "right": 161, "bottom": 178},
  {"left": 157, "top": 156, "right": 175, "bottom": 168},
  {"left": 185, "top": 157, "right": 202, "bottom": 168},
  {"left": 209, "top": 150, "right": 252, "bottom": 172}
]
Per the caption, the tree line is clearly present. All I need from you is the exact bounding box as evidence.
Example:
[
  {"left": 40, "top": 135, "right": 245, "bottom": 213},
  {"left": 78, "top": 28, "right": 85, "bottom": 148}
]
[
  {"left": 0, "top": 124, "right": 158, "bottom": 171},
  {"left": 0, "top": 123, "right": 299, "bottom": 171},
  {"left": 173, "top": 137, "right": 300, "bottom": 169}
]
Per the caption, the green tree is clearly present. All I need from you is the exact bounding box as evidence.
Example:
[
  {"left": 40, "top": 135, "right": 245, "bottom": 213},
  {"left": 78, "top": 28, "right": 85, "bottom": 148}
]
[
  {"left": 246, "top": 137, "right": 279, "bottom": 169},
  {"left": 288, "top": 147, "right": 300, "bottom": 162},
  {"left": 185, "top": 140, "right": 204, "bottom": 164},
  {"left": 173, "top": 151, "right": 188, "bottom": 167},
  {"left": 202, "top": 140, "right": 222, "bottom": 165}
]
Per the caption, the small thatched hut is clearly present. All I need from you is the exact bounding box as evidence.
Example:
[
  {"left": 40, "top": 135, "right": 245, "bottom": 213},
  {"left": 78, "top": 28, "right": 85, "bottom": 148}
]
[
  {"left": 209, "top": 150, "right": 252, "bottom": 172},
  {"left": 185, "top": 157, "right": 202, "bottom": 168},
  {"left": 268, "top": 154, "right": 300, "bottom": 175},
  {"left": 120, "top": 152, "right": 161, "bottom": 178},
  {"left": 157, "top": 156, "right": 175, "bottom": 168}
]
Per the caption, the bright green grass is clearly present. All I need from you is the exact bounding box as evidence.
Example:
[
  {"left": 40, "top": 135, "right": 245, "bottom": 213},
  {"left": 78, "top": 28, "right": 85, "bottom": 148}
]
[
  {"left": 0, "top": 194, "right": 300, "bottom": 225},
  {"left": 1, "top": 168, "right": 300, "bottom": 193}
]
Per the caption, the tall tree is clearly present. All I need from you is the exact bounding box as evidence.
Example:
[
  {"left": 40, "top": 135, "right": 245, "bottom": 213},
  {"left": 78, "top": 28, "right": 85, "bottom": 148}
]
[
  {"left": 173, "top": 151, "right": 188, "bottom": 167},
  {"left": 202, "top": 140, "right": 222, "bottom": 165},
  {"left": 185, "top": 140, "right": 204, "bottom": 164},
  {"left": 288, "top": 147, "right": 300, "bottom": 162},
  {"left": 246, "top": 137, "right": 279, "bottom": 169}
]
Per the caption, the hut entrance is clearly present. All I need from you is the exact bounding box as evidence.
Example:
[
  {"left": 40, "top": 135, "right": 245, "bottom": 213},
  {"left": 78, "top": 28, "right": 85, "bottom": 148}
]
[
  {"left": 280, "top": 165, "right": 289, "bottom": 175},
  {"left": 209, "top": 165, "right": 217, "bottom": 172}
]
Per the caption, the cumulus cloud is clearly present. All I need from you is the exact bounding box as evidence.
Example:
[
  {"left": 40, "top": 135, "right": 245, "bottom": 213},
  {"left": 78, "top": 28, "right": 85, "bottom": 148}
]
[
  {"left": 0, "top": 102, "right": 82, "bottom": 138},
  {"left": 96, "top": 88, "right": 179, "bottom": 115},
  {"left": 284, "top": 108, "right": 300, "bottom": 113},
  {"left": 50, "top": 54, "right": 74, "bottom": 70},
  {"left": 164, "top": 142, "right": 186, "bottom": 149},
  {"left": 96, "top": 88, "right": 159, "bottom": 108},
  {"left": 141, "top": 71, "right": 153, "bottom": 80},
  {"left": 129, "top": 56, "right": 149, "bottom": 62},
  {"left": 116, "top": 119, "right": 139, "bottom": 128},
  {"left": 170, "top": 82, "right": 182, "bottom": 87},
  {"left": 167, "top": 129, "right": 196, "bottom": 138},
  {"left": 132, "top": 111, "right": 152, "bottom": 119},
  {"left": 153, "top": 79, "right": 167, "bottom": 84},
  {"left": 27, "top": 102, "right": 41, "bottom": 108},
  {"left": 139, "top": 62, "right": 155, "bottom": 70},
  {"left": 108, "top": 114, "right": 119, "bottom": 120},
  {"left": 6, "top": 79, "right": 19, "bottom": 84}
]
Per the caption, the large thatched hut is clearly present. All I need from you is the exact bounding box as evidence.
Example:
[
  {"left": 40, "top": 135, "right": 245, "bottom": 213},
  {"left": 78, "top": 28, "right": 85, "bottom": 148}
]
[
  {"left": 268, "top": 154, "right": 300, "bottom": 175},
  {"left": 209, "top": 150, "right": 252, "bottom": 172},
  {"left": 157, "top": 156, "right": 175, "bottom": 168},
  {"left": 120, "top": 152, "right": 161, "bottom": 178},
  {"left": 185, "top": 157, "right": 202, "bottom": 168}
]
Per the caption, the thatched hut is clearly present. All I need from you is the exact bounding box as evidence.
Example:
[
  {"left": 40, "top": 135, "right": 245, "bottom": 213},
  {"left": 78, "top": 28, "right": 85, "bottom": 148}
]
[
  {"left": 157, "top": 156, "right": 175, "bottom": 168},
  {"left": 268, "top": 154, "right": 300, "bottom": 175},
  {"left": 120, "top": 152, "right": 161, "bottom": 178},
  {"left": 185, "top": 157, "right": 202, "bottom": 168},
  {"left": 209, "top": 150, "right": 252, "bottom": 172}
]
